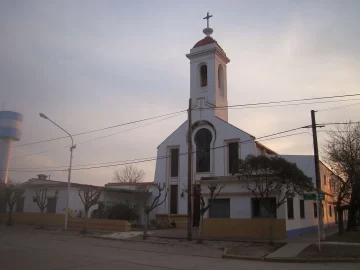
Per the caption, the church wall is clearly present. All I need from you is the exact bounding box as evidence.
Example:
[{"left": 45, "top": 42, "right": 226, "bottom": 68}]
[{"left": 189, "top": 53, "right": 216, "bottom": 107}]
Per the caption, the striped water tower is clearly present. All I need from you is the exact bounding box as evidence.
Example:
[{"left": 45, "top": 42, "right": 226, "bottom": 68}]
[{"left": 0, "top": 111, "right": 23, "bottom": 184}]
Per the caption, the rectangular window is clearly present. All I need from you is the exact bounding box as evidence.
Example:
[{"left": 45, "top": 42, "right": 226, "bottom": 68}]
[
  {"left": 170, "top": 185, "right": 178, "bottom": 214},
  {"left": 228, "top": 142, "right": 239, "bottom": 174},
  {"left": 209, "top": 199, "right": 230, "bottom": 218},
  {"left": 323, "top": 175, "right": 326, "bottom": 185},
  {"left": 300, "top": 199, "right": 305, "bottom": 219},
  {"left": 329, "top": 205, "right": 332, "bottom": 217},
  {"left": 16, "top": 197, "right": 25, "bottom": 212},
  {"left": 47, "top": 198, "right": 57, "bottom": 213},
  {"left": 322, "top": 203, "right": 324, "bottom": 217},
  {"left": 252, "top": 198, "right": 277, "bottom": 218},
  {"left": 287, "top": 198, "right": 294, "bottom": 219},
  {"left": 170, "top": 148, "right": 179, "bottom": 177},
  {"left": 314, "top": 202, "right": 318, "bottom": 218}
]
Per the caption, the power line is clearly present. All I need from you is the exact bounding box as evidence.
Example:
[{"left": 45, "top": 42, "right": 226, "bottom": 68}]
[
  {"left": 318, "top": 102, "right": 360, "bottom": 112},
  {"left": 13, "top": 93, "right": 360, "bottom": 148},
  {"left": 317, "top": 121, "right": 360, "bottom": 126},
  {"left": 194, "top": 93, "right": 360, "bottom": 111},
  {"left": 227, "top": 98, "right": 360, "bottom": 111},
  {"left": 6, "top": 126, "right": 309, "bottom": 172},
  {"left": 10, "top": 112, "right": 185, "bottom": 160},
  {"left": 14, "top": 109, "right": 186, "bottom": 148}
]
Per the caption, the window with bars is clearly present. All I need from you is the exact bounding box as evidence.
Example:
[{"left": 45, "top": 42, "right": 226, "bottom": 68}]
[
  {"left": 170, "top": 148, "right": 179, "bottom": 177},
  {"left": 314, "top": 202, "right": 318, "bottom": 218},
  {"left": 252, "top": 198, "right": 277, "bottom": 218},
  {"left": 228, "top": 142, "right": 239, "bottom": 174},
  {"left": 287, "top": 198, "right": 294, "bottom": 219},
  {"left": 300, "top": 199, "right": 305, "bottom": 219}
]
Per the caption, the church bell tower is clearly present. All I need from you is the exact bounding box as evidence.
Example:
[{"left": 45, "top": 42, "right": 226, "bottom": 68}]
[{"left": 186, "top": 13, "right": 230, "bottom": 122}]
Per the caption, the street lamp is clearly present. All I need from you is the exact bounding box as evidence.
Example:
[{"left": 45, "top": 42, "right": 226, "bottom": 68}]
[{"left": 39, "top": 113, "right": 76, "bottom": 230}]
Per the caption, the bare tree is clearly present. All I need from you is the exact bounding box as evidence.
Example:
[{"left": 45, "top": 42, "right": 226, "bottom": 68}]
[
  {"left": 324, "top": 122, "right": 360, "bottom": 231},
  {"left": 184, "top": 184, "right": 224, "bottom": 243},
  {"left": 113, "top": 165, "right": 145, "bottom": 183},
  {"left": 34, "top": 188, "right": 50, "bottom": 229},
  {"left": 236, "top": 155, "right": 313, "bottom": 244},
  {"left": 143, "top": 183, "right": 167, "bottom": 240},
  {"left": 329, "top": 173, "right": 351, "bottom": 234},
  {"left": 4, "top": 181, "right": 25, "bottom": 226},
  {"left": 78, "top": 186, "right": 102, "bottom": 233}
]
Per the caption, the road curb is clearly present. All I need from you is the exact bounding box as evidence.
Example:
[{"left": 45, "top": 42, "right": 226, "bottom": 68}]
[{"left": 222, "top": 249, "right": 360, "bottom": 263}]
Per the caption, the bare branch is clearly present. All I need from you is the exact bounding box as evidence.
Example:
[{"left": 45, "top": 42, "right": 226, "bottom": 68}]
[{"left": 113, "top": 165, "right": 145, "bottom": 183}]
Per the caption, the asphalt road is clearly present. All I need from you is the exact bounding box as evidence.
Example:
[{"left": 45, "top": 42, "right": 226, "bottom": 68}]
[{"left": 0, "top": 228, "right": 359, "bottom": 270}]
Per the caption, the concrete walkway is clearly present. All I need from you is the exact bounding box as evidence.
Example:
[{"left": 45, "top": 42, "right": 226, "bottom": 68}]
[{"left": 266, "top": 243, "right": 311, "bottom": 258}]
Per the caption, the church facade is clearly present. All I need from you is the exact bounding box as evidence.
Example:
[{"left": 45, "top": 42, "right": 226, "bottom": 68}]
[{"left": 153, "top": 19, "right": 339, "bottom": 239}]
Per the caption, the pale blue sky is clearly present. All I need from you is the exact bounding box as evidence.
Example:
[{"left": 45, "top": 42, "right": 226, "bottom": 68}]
[{"left": 1, "top": 0, "right": 360, "bottom": 185}]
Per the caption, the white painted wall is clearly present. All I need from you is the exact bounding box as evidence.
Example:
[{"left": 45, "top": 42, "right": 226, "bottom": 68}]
[{"left": 282, "top": 155, "right": 339, "bottom": 232}]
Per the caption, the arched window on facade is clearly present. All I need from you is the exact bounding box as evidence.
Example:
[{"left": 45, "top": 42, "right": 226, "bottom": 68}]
[
  {"left": 195, "top": 128, "right": 212, "bottom": 172},
  {"left": 218, "top": 64, "right": 224, "bottom": 90},
  {"left": 200, "top": 64, "right": 208, "bottom": 87}
]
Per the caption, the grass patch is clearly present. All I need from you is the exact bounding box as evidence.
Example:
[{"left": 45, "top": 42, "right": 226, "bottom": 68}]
[
  {"left": 326, "top": 230, "right": 360, "bottom": 243},
  {"left": 226, "top": 242, "right": 285, "bottom": 258},
  {"left": 299, "top": 244, "right": 360, "bottom": 258}
]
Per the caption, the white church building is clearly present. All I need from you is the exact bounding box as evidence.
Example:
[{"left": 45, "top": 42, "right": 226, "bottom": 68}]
[{"left": 153, "top": 16, "right": 338, "bottom": 239}]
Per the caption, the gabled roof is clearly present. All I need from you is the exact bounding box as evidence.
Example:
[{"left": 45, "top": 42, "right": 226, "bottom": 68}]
[
  {"left": 22, "top": 178, "right": 101, "bottom": 189},
  {"left": 255, "top": 141, "right": 278, "bottom": 155},
  {"left": 157, "top": 120, "right": 187, "bottom": 149},
  {"left": 214, "top": 117, "right": 255, "bottom": 139}
]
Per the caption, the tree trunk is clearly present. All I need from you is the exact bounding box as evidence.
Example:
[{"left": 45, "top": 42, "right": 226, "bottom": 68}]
[
  {"left": 6, "top": 206, "right": 13, "bottom": 226},
  {"left": 143, "top": 213, "right": 149, "bottom": 240},
  {"left": 197, "top": 214, "right": 204, "bottom": 244},
  {"left": 338, "top": 208, "right": 344, "bottom": 235},
  {"left": 40, "top": 209, "right": 45, "bottom": 229},
  {"left": 269, "top": 215, "right": 274, "bottom": 245},
  {"left": 346, "top": 205, "right": 357, "bottom": 231},
  {"left": 83, "top": 210, "right": 89, "bottom": 234}
]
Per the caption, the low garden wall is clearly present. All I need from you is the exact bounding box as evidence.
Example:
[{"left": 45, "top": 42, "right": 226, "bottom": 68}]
[
  {"left": 202, "top": 218, "right": 286, "bottom": 240},
  {"left": 156, "top": 214, "right": 188, "bottom": 229},
  {"left": 0, "top": 212, "right": 130, "bottom": 232}
]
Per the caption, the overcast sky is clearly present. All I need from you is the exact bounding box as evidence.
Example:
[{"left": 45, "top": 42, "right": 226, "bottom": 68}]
[{"left": 1, "top": 0, "right": 360, "bottom": 185}]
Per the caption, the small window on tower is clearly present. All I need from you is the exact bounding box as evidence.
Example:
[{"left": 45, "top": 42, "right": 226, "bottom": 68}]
[
  {"left": 200, "top": 64, "right": 208, "bottom": 87},
  {"left": 218, "top": 65, "right": 224, "bottom": 90}
]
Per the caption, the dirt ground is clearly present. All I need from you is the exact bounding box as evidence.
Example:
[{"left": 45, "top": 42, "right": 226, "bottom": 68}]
[
  {"left": 225, "top": 242, "right": 285, "bottom": 257},
  {"left": 299, "top": 244, "right": 360, "bottom": 258}
]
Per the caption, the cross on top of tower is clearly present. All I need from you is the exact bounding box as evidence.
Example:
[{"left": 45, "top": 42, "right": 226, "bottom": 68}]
[{"left": 203, "top": 12, "right": 213, "bottom": 28}]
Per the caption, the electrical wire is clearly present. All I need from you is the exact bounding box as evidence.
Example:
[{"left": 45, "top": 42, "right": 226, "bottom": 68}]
[
  {"left": 6, "top": 126, "right": 309, "bottom": 172},
  {"left": 10, "top": 112, "right": 185, "bottom": 160},
  {"left": 193, "top": 93, "right": 360, "bottom": 111},
  {"left": 318, "top": 102, "right": 360, "bottom": 112},
  {"left": 14, "top": 109, "right": 186, "bottom": 148},
  {"left": 13, "top": 93, "right": 360, "bottom": 148}
]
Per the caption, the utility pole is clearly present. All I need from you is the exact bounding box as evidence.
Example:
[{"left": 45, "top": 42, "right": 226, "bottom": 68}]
[
  {"left": 311, "top": 110, "right": 325, "bottom": 243},
  {"left": 187, "top": 98, "right": 193, "bottom": 241}
]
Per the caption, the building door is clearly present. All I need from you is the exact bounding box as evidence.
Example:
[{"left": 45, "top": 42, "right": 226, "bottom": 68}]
[
  {"left": 16, "top": 197, "right": 25, "bottom": 212},
  {"left": 193, "top": 185, "right": 200, "bottom": 227},
  {"left": 47, "top": 198, "right": 57, "bottom": 213},
  {"left": 209, "top": 199, "right": 230, "bottom": 218}
]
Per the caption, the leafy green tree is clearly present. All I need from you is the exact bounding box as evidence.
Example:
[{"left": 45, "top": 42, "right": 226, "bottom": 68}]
[{"left": 236, "top": 155, "right": 313, "bottom": 244}]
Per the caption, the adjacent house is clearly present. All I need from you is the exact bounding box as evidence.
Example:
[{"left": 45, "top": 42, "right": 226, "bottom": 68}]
[{"left": 11, "top": 174, "right": 156, "bottom": 226}]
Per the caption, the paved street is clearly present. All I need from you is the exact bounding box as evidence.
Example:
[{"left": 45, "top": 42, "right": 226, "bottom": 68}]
[{"left": 0, "top": 228, "right": 359, "bottom": 270}]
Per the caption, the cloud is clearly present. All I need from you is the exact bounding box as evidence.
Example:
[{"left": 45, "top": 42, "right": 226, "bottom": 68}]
[{"left": 2, "top": 1, "right": 360, "bottom": 185}]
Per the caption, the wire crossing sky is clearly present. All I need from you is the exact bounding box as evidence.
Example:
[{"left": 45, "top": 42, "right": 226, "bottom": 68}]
[{"left": 2, "top": 0, "right": 360, "bottom": 185}]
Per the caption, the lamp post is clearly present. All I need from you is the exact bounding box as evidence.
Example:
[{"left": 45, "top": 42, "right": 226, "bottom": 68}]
[{"left": 39, "top": 113, "right": 75, "bottom": 230}]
